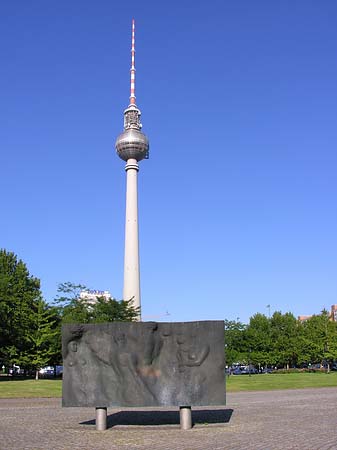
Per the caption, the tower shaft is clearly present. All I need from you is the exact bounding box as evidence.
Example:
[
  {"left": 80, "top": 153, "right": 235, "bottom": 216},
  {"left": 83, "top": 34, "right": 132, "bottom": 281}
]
[{"left": 123, "top": 159, "right": 141, "bottom": 315}]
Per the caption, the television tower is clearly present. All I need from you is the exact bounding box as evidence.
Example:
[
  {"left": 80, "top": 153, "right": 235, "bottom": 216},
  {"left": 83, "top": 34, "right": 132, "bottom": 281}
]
[{"left": 115, "top": 19, "right": 149, "bottom": 319}]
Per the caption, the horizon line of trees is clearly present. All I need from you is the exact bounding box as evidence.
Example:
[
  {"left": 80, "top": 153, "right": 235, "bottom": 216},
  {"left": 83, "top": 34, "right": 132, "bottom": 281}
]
[
  {"left": 1, "top": 249, "right": 337, "bottom": 377},
  {"left": 225, "top": 310, "right": 337, "bottom": 370}
]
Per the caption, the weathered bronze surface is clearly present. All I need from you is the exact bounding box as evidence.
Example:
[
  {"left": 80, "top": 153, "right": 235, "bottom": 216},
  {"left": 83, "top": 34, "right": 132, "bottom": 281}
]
[{"left": 62, "top": 321, "right": 225, "bottom": 407}]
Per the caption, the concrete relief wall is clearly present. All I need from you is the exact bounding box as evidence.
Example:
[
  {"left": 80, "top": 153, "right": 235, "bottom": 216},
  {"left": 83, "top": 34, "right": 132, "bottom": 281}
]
[{"left": 62, "top": 321, "right": 225, "bottom": 407}]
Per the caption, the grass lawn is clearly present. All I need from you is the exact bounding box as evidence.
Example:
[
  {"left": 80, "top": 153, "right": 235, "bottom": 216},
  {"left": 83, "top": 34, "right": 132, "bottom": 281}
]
[
  {"left": 0, "top": 372, "right": 336, "bottom": 398},
  {"left": 0, "top": 379, "right": 62, "bottom": 398},
  {"left": 226, "top": 371, "right": 337, "bottom": 392}
]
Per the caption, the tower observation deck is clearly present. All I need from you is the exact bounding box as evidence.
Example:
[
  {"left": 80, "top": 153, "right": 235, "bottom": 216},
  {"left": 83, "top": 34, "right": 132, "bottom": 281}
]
[
  {"left": 116, "top": 19, "right": 149, "bottom": 162},
  {"left": 115, "top": 19, "right": 149, "bottom": 319}
]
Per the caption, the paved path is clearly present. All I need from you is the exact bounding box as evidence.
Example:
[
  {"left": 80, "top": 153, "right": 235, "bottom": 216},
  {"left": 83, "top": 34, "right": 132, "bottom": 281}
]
[{"left": 1, "top": 388, "right": 337, "bottom": 449}]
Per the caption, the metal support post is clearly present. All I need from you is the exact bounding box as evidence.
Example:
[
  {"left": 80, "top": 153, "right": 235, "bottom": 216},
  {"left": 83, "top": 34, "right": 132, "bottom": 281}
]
[
  {"left": 95, "top": 407, "right": 107, "bottom": 431},
  {"left": 180, "top": 406, "right": 192, "bottom": 430}
]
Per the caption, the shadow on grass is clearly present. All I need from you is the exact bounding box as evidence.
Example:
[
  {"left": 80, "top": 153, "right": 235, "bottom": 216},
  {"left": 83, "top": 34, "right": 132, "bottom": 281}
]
[{"left": 81, "top": 408, "right": 233, "bottom": 428}]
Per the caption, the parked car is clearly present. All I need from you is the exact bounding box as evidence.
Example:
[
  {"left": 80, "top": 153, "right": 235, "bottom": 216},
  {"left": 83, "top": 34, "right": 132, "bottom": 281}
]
[
  {"left": 39, "top": 365, "right": 63, "bottom": 377},
  {"left": 308, "top": 363, "right": 325, "bottom": 372},
  {"left": 39, "top": 366, "right": 54, "bottom": 377},
  {"left": 232, "top": 365, "right": 258, "bottom": 375},
  {"left": 241, "top": 366, "right": 258, "bottom": 375}
]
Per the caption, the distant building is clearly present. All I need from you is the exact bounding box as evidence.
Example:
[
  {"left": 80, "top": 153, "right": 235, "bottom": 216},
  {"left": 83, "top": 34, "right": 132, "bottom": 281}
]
[
  {"left": 79, "top": 290, "right": 111, "bottom": 305},
  {"left": 298, "top": 305, "right": 337, "bottom": 323},
  {"left": 331, "top": 305, "right": 337, "bottom": 322},
  {"left": 298, "top": 315, "right": 312, "bottom": 323}
]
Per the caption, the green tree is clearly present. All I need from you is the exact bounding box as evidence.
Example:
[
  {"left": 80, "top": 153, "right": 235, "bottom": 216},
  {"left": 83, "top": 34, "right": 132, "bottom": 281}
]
[
  {"left": 324, "top": 319, "right": 337, "bottom": 372},
  {"left": 224, "top": 319, "right": 247, "bottom": 366},
  {"left": 27, "top": 298, "right": 59, "bottom": 379},
  {"left": 0, "top": 249, "right": 41, "bottom": 369},
  {"left": 55, "top": 282, "right": 140, "bottom": 324},
  {"left": 270, "top": 311, "right": 300, "bottom": 369},
  {"left": 246, "top": 313, "right": 274, "bottom": 368},
  {"left": 300, "top": 310, "right": 337, "bottom": 370},
  {"left": 91, "top": 296, "right": 140, "bottom": 323},
  {"left": 55, "top": 282, "right": 91, "bottom": 323},
  {"left": 47, "top": 305, "right": 63, "bottom": 369}
]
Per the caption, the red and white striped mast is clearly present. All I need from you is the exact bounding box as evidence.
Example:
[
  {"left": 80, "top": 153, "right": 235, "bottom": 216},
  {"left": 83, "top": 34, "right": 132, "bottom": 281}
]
[
  {"left": 115, "top": 19, "right": 149, "bottom": 319},
  {"left": 130, "top": 18, "right": 136, "bottom": 106}
]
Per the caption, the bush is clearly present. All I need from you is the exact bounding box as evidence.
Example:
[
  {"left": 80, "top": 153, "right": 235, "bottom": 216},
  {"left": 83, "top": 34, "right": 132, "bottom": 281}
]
[{"left": 275, "top": 368, "right": 328, "bottom": 374}]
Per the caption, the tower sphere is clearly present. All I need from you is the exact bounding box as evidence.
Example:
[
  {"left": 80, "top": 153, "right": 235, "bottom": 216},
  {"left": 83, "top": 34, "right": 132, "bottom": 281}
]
[{"left": 115, "top": 127, "right": 149, "bottom": 162}]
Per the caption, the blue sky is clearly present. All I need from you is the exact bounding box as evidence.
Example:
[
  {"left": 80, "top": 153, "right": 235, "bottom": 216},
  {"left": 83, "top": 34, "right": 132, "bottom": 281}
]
[{"left": 1, "top": 1, "right": 336, "bottom": 323}]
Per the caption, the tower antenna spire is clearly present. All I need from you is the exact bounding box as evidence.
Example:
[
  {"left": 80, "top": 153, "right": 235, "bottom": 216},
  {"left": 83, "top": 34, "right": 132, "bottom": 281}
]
[{"left": 130, "top": 18, "right": 136, "bottom": 105}]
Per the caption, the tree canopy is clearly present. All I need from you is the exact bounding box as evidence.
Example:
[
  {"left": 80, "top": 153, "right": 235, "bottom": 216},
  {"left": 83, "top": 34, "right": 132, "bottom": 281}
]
[
  {"left": 225, "top": 310, "right": 337, "bottom": 369},
  {"left": 0, "top": 249, "right": 41, "bottom": 368},
  {"left": 54, "top": 282, "right": 140, "bottom": 324}
]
